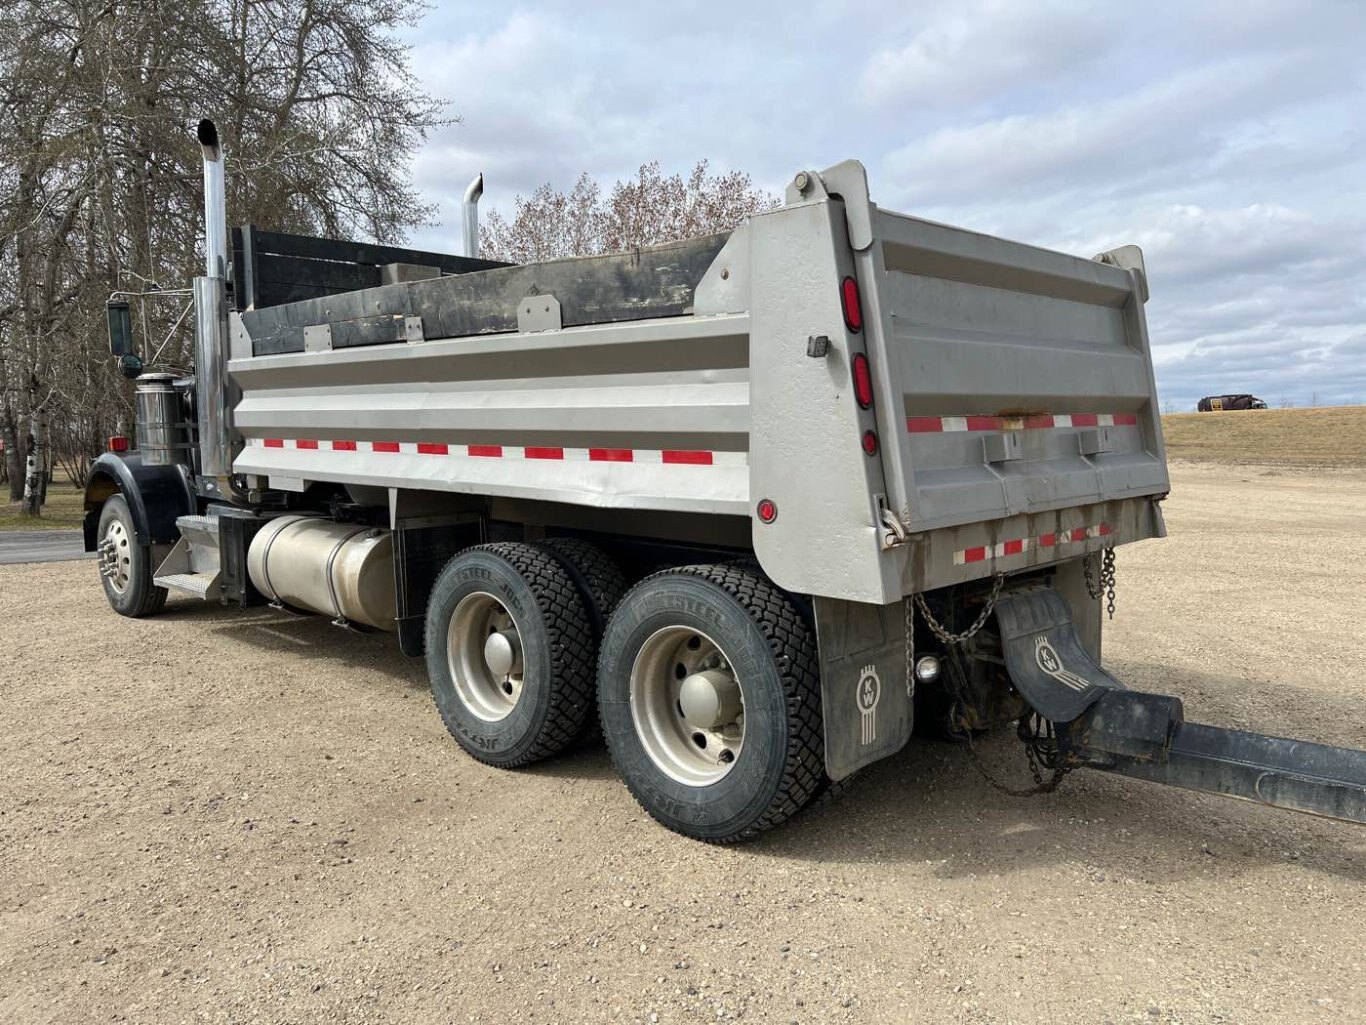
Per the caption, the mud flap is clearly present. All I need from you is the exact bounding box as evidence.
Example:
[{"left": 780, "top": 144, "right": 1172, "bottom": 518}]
[
  {"left": 813, "top": 596, "right": 914, "bottom": 781},
  {"left": 994, "top": 586, "right": 1122, "bottom": 722}
]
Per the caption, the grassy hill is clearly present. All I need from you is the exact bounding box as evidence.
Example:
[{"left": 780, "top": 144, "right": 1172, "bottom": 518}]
[{"left": 1161, "top": 405, "right": 1366, "bottom": 467}]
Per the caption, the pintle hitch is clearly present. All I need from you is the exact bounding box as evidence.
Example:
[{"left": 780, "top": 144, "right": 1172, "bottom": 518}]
[{"left": 995, "top": 585, "right": 1366, "bottom": 826}]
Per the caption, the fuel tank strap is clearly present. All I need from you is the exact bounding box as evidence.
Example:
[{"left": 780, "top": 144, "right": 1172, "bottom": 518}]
[{"left": 994, "top": 586, "right": 1123, "bottom": 723}]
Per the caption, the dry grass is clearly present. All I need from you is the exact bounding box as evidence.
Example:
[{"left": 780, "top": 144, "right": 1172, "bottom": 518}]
[
  {"left": 0, "top": 484, "right": 86, "bottom": 531},
  {"left": 1161, "top": 405, "right": 1366, "bottom": 467}
]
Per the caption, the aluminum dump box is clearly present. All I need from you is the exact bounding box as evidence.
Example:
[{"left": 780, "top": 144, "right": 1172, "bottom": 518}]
[{"left": 229, "top": 160, "right": 1167, "bottom": 606}]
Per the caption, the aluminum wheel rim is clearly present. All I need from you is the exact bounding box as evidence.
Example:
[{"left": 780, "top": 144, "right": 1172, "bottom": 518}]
[
  {"left": 447, "top": 592, "right": 525, "bottom": 722},
  {"left": 630, "top": 627, "right": 745, "bottom": 786},
  {"left": 97, "top": 519, "right": 132, "bottom": 595}
]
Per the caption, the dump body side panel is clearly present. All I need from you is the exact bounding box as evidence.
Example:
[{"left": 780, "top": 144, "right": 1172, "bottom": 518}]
[{"left": 230, "top": 313, "right": 752, "bottom": 516}]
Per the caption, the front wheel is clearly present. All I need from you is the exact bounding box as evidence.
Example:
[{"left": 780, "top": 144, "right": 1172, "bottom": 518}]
[
  {"left": 96, "top": 494, "right": 167, "bottom": 618},
  {"left": 598, "top": 565, "right": 824, "bottom": 843}
]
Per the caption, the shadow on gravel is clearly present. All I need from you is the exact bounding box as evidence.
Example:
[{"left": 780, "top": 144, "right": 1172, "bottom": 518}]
[
  {"left": 160, "top": 597, "right": 426, "bottom": 690},
  {"left": 136, "top": 600, "right": 1366, "bottom": 884},
  {"left": 756, "top": 663, "right": 1366, "bottom": 886}
]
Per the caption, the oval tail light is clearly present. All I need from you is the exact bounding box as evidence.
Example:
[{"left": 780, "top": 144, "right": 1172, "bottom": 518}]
[
  {"left": 840, "top": 276, "right": 863, "bottom": 333},
  {"left": 851, "top": 353, "right": 874, "bottom": 409}
]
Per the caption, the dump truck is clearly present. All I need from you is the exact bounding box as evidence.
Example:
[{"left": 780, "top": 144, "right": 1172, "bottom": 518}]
[
  {"left": 84, "top": 120, "right": 1366, "bottom": 843},
  {"left": 1197, "top": 394, "right": 1268, "bottom": 411}
]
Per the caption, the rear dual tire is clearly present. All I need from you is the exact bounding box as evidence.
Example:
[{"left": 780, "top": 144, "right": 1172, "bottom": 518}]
[
  {"left": 424, "top": 539, "right": 624, "bottom": 768},
  {"left": 598, "top": 565, "right": 825, "bottom": 843},
  {"left": 426, "top": 548, "right": 830, "bottom": 842}
]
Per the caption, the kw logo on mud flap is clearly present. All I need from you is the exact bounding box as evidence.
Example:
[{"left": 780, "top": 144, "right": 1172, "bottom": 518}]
[
  {"left": 856, "top": 665, "right": 882, "bottom": 745},
  {"left": 1033, "top": 635, "right": 1092, "bottom": 692}
]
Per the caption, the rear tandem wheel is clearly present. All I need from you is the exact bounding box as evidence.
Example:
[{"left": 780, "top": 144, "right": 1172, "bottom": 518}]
[
  {"left": 597, "top": 564, "right": 826, "bottom": 843},
  {"left": 424, "top": 543, "right": 597, "bottom": 767}
]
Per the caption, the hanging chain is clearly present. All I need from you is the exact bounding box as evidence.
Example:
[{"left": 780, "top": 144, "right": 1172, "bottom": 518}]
[
  {"left": 910, "top": 572, "right": 1072, "bottom": 796},
  {"left": 905, "top": 594, "right": 916, "bottom": 700},
  {"left": 1084, "top": 548, "right": 1118, "bottom": 620},
  {"left": 913, "top": 572, "right": 1006, "bottom": 647}
]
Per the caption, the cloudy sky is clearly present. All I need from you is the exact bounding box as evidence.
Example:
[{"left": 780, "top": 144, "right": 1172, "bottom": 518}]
[{"left": 402, "top": 1, "right": 1366, "bottom": 410}]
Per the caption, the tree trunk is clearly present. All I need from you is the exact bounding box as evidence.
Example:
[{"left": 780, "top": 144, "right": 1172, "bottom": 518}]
[
  {"left": 2, "top": 415, "right": 22, "bottom": 501},
  {"left": 21, "top": 407, "right": 47, "bottom": 516}
]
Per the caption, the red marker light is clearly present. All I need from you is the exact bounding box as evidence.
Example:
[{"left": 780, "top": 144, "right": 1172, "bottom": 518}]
[
  {"left": 840, "top": 276, "right": 862, "bottom": 333},
  {"left": 861, "top": 430, "right": 879, "bottom": 455},
  {"left": 107, "top": 435, "right": 130, "bottom": 453},
  {"left": 756, "top": 498, "right": 778, "bottom": 524},
  {"left": 852, "top": 353, "right": 874, "bottom": 408}
]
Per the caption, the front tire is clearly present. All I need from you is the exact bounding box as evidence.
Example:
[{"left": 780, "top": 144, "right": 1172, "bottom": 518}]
[
  {"left": 96, "top": 495, "right": 167, "bottom": 618},
  {"left": 598, "top": 565, "right": 824, "bottom": 843},
  {"left": 425, "top": 543, "right": 596, "bottom": 768}
]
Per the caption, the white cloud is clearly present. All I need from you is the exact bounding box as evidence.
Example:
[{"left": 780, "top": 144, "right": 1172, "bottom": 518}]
[{"left": 860, "top": 0, "right": 1122, "bottom": 108}]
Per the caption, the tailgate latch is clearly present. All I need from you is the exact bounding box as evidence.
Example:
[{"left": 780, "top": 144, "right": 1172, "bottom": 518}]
[{"left": 877, "top": 500, "right": 911, "bottom": 550}]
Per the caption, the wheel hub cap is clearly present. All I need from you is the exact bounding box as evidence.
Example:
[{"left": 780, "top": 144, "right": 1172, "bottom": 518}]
[
  {"left": 678, "top": 669, "right": 742, "bottom": 730},
  {"left": 483, "top": 629, "right": 522, "bottom": 678}
]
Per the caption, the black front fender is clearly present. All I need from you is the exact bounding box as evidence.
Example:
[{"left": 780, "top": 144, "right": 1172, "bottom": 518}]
[{"left": 83, "top": 452, "right": 197, "bottom": 551}]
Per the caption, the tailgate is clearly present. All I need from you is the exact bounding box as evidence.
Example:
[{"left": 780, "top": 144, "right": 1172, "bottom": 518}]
[{"left": 860, "top": 211, "right": 1168, "bottom": 534}]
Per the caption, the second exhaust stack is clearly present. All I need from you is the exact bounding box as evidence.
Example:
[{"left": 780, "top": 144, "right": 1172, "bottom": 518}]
[{"left": 462, "top": 173, "right": 483, "bottom": 259}]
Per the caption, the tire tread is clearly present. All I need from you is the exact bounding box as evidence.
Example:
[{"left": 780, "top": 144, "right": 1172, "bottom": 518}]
[
  {"left": 602, "top": 563, "right": 825, "bottom": 843},
  {"left": 425, "top": 542, "right": 596, "bottom": 767}
]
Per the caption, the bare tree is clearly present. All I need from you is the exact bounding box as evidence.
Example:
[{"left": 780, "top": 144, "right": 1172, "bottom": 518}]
[
  {"left": 483, "top": 161, "right": 777, "bottom": 263},
  {"left": 0, "top": 0, "right": 447, "bottom": 515}
]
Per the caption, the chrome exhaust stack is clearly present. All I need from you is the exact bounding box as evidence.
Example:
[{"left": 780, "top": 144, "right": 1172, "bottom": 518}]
[
  {"left": 194, "top": 118, "right": 234, "bottom": 482},
  {"left": 198, "top": 119, "right": 229, "bottom": 278},
  {"left": 462, "top": 173, "right": 483, "bottom": 258}
]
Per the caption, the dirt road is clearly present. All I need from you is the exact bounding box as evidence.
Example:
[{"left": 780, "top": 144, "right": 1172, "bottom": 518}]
[{"left": 2, "top": 464, "right": 1364, "bottom": 1025}]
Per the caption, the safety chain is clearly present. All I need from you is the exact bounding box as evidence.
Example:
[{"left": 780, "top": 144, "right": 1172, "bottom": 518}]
[
  {"left": 905, "top": 595, "right": 916, "bottom": 701},
  {"left": 909, "top": 574, "right": 1071, "bottom": 797},
  {"left": 949, "top": 682, "right": 1072, "bottom": 797},
  {"left": 1084, "top": 547, "right": 1118, "bottom": 619},
  {"left": 913, "top": 572, "right": 1006, "bottom": 647}
]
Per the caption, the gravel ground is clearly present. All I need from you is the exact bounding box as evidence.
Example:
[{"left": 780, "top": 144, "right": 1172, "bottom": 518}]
[{"left": 2, "top": 463, "right": 1364, "bottom": 1025}]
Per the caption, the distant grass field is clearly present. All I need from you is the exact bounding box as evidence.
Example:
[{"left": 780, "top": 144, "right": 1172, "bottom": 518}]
[
  {"left": 0, "top": 484, "right": 85, "bottom": 531},
  {"left": 1161, "top": 405, "right": 1366, "bottom": 467}
]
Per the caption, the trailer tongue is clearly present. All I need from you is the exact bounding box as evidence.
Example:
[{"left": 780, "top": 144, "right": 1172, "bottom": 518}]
[{"left": 997, "top": 587, "right": 1366, "bottom": 825}]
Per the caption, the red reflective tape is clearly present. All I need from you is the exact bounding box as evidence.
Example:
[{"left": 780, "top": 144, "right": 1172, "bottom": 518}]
[
  {"left": 662, "top": 450, "right": 714, "bottom": 465},
  {"left": 1113, "top": 413, "right": 1138, "bottom": 426},
  {"left": 1002, "top": 539, "right": 1024, "bottom": 555},
  {"left": 296, "top": 439, "right": 318, "bottom": 450},
  {"left": 1039, "top": 532, "right": 1056, "bottom": 548},
  {"left": 525, "top": 446, "right": 564, "bottom": 460},
  {"left": 1069, "top": 527, "right": 1088, "bottom": 542},
  {"left": 962, "top": 546, "right": 988, "bottom": 564},
  {"left": 1098, "top": 522, "right": 1114, "bottom": 536},
  {"left": 331, "top": 440, "right": 357, "bottom": 451},
  {"left": 1071, "top": 413, "right": 1099, "bottom": 427},
  {"left": 1024, "top": 415, "right": 1055, "bottom": 429},
  {"left": 906, "top": 417, "right": 943, "bottom": 433},
  {"left": 965, "top": 415, "right": 1002, "bottom": 432},
  {"left": 468, "top": 445, "right": 502, "bottom": 458},
  {"left": 589, "top": 448, "right": 633, "bottom": 462},
  {"left": 417, "top": 442, "right": 449, "bottom": 455},
  {"left": 372, "top": 441, "right": 401, "bottom": 453},
  {"left": 263, "top": 438, "right": 284, "bottom": 448}
]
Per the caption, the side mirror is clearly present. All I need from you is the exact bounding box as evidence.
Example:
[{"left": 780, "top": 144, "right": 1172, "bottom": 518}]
[{"left": 106, "top": 300, "right": 134, "bottom": 356}]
